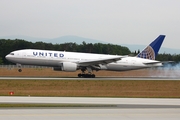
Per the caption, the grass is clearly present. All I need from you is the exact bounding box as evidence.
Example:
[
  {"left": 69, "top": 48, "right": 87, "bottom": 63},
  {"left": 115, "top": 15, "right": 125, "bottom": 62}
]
[
  {"left": 0, "top": 80, "right": 180, "bottom": 98},
  {"left": 0, "top": 103, "right": 116, "bottom": 107}
]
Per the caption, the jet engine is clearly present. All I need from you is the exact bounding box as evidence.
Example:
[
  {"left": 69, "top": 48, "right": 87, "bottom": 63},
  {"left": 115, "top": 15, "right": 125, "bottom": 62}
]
[{"left": 53, "top": 62, "right": 77, "bottom": 72}]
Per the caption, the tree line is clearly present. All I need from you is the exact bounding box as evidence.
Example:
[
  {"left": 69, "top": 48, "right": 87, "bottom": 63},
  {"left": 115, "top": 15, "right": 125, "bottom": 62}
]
[{"left": 0, "top": 39, "right": 180, "bottom": 65}]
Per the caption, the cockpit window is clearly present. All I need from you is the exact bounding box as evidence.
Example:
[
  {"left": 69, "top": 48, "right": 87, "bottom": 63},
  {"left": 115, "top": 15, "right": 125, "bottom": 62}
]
[{"left": 10, "top": 53, "right": 14, "bottom": 55}]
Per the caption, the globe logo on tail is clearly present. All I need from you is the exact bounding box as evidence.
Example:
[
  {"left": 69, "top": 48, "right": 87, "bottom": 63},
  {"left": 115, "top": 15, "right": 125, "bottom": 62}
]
[{"left": 137, "top": 46, "right": 155, "bottom": 60}]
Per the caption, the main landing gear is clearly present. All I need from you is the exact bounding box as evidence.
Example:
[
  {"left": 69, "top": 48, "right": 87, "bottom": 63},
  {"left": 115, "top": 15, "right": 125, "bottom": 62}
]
[
  {"left": 78, "top": 73, "right": 95, "bottom": 78},
  {"left": 78, "top": 67, "right": 96, "bottom": 78}
]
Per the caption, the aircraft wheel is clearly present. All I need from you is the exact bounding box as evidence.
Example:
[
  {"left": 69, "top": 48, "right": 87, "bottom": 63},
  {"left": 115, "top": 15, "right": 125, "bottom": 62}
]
[
  {"left": 78, "top": 74, "right": 95, "bottom": 78},
  {"left": 92, "top": 74, "right": 95, "bottom": 78},
  {"left": 84, "top": 74, "right": 88, "bottom": 78},
  {"left": 18, "top": 69, "right": 22, "bottom": 72},
  {"left": 81, "top": 74, "right": 85, "bottom": 78},
  {"left": 78, "top": 73, "right": 82, "bottom": 77}
]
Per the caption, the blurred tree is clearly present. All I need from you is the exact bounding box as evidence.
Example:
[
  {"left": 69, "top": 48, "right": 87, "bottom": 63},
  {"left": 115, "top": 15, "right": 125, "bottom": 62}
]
[{"left": 0, "top": 57, "right": 3, "bottom": 64}]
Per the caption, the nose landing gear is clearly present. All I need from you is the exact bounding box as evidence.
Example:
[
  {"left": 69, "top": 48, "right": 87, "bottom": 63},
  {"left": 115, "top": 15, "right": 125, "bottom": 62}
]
[
  {"left": 17, "top": 63, "right": 22, "bottom": 72},
  {"left": 18, "top": 69, "right": 22, "bottom": 72}
]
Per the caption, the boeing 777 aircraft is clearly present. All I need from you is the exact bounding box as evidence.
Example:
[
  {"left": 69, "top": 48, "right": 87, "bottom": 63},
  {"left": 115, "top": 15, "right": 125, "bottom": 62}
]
[{"left": 6, "top": 35, "right": 165, "bottom": 78}]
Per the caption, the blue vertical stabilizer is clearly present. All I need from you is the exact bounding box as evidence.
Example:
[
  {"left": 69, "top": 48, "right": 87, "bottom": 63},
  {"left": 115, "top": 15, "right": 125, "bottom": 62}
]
[{"left": 137, "top": 35, "right": 165, "bottom": 60}]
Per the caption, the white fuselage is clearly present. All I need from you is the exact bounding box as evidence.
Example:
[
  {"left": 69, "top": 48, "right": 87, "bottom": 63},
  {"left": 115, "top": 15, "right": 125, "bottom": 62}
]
[{"left": 6, "top": 49, "right": 162, "bottom": 71}]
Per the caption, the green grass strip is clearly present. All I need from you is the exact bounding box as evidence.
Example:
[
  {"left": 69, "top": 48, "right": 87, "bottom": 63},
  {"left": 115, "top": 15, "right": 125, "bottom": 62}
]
[{"left": 0, "top": 103, "right": 116, "bottom": 108}]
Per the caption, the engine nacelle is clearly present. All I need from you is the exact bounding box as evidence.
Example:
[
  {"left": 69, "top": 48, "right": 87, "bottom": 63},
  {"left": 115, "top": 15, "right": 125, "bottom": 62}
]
[{"left": 53, "top": 62, "right": 77, "bottom": 72}]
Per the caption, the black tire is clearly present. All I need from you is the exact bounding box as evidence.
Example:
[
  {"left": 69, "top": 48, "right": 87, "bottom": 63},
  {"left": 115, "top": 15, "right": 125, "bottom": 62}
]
[
  {"left": 18, "top": 69, "right": 22, "bottom": 72},
  {"left": 92, "top": 74, "right": 95, "bottom": 78},
  {"left": 78, "top": 73, "right": 82, "bottom": 77}
]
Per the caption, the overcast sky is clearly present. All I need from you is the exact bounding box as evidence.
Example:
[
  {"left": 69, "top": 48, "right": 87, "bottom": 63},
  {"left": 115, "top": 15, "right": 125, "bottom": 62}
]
[{"left": 0, "top": 0, "right": 180, "bottom": 49}]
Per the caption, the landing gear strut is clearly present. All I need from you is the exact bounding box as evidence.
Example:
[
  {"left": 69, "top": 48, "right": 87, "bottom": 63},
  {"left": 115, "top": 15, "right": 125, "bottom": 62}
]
[{"left": 78, "top": 67, "right": 96, "bottom": 78}]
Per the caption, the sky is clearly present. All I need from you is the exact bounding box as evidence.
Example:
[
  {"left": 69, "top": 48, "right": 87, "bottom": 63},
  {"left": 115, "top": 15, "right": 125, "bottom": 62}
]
[{"left": 0, "top": 0, "right": 180, "bottom": 49}]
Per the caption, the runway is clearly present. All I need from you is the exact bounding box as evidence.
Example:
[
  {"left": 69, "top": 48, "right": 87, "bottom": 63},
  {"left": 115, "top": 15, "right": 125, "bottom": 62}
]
[
  {"left": 1, "top": 76, "right": 180, "bottom": 80},
  {"left": 0, "top": 108, "right": 179, "bottom": 120},
  {"left": 1, "top": 96, "right": 180, "bottom": 105},
  {"left": 0, "top": 96, "right": 180, "bottom": 119}
]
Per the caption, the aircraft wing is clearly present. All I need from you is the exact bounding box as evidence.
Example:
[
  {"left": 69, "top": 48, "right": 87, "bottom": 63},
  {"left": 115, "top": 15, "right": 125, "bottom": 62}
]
[{"left": 78, "top": 56, "right": 124, "bottom": 66}]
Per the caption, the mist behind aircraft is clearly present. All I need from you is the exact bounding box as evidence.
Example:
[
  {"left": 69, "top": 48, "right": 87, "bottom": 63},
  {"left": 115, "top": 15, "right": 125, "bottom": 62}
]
[{"left": 147, "top": 62, "right": 180, "bottom": 78}]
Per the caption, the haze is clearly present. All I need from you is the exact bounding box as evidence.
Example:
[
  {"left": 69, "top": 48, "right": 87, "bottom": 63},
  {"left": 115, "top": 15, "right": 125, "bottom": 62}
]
[{"left": 0, "top": 0, "right": 180, "bottom": 49}]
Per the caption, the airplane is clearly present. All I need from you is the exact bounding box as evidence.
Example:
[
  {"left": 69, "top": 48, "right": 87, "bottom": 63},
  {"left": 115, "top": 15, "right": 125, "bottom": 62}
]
[{"left": 5, "top": 35, "right": 165, "bottom": 78}]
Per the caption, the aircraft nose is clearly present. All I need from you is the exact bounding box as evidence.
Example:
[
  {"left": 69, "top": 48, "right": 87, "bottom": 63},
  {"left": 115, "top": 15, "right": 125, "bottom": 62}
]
[
  {"left": 5, "top": 55, "right": 9, "bottom": 59},
  {"left": 5, "top": 55, "right": 11, "bottom": 60},
  {"left": 5, "top": 55, "right": 8, "bottom": 59}
]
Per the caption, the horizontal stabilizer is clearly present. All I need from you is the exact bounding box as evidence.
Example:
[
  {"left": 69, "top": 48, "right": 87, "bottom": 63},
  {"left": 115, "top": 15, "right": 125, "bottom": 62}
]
[
  {"left": 161, "top": 61, "right": 175, "bottom": 65},
  {"left": 143, "top": 61, "right": 162, "bottom": 65}
]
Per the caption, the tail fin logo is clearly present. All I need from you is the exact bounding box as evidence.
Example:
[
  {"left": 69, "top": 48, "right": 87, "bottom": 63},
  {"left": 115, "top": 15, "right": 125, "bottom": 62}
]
[
  {"left": 136, "top": 35, "right": 165, "bottom": 60},
  {"left": 137, "top": 46, "right": 155, "bottom": 60}
]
